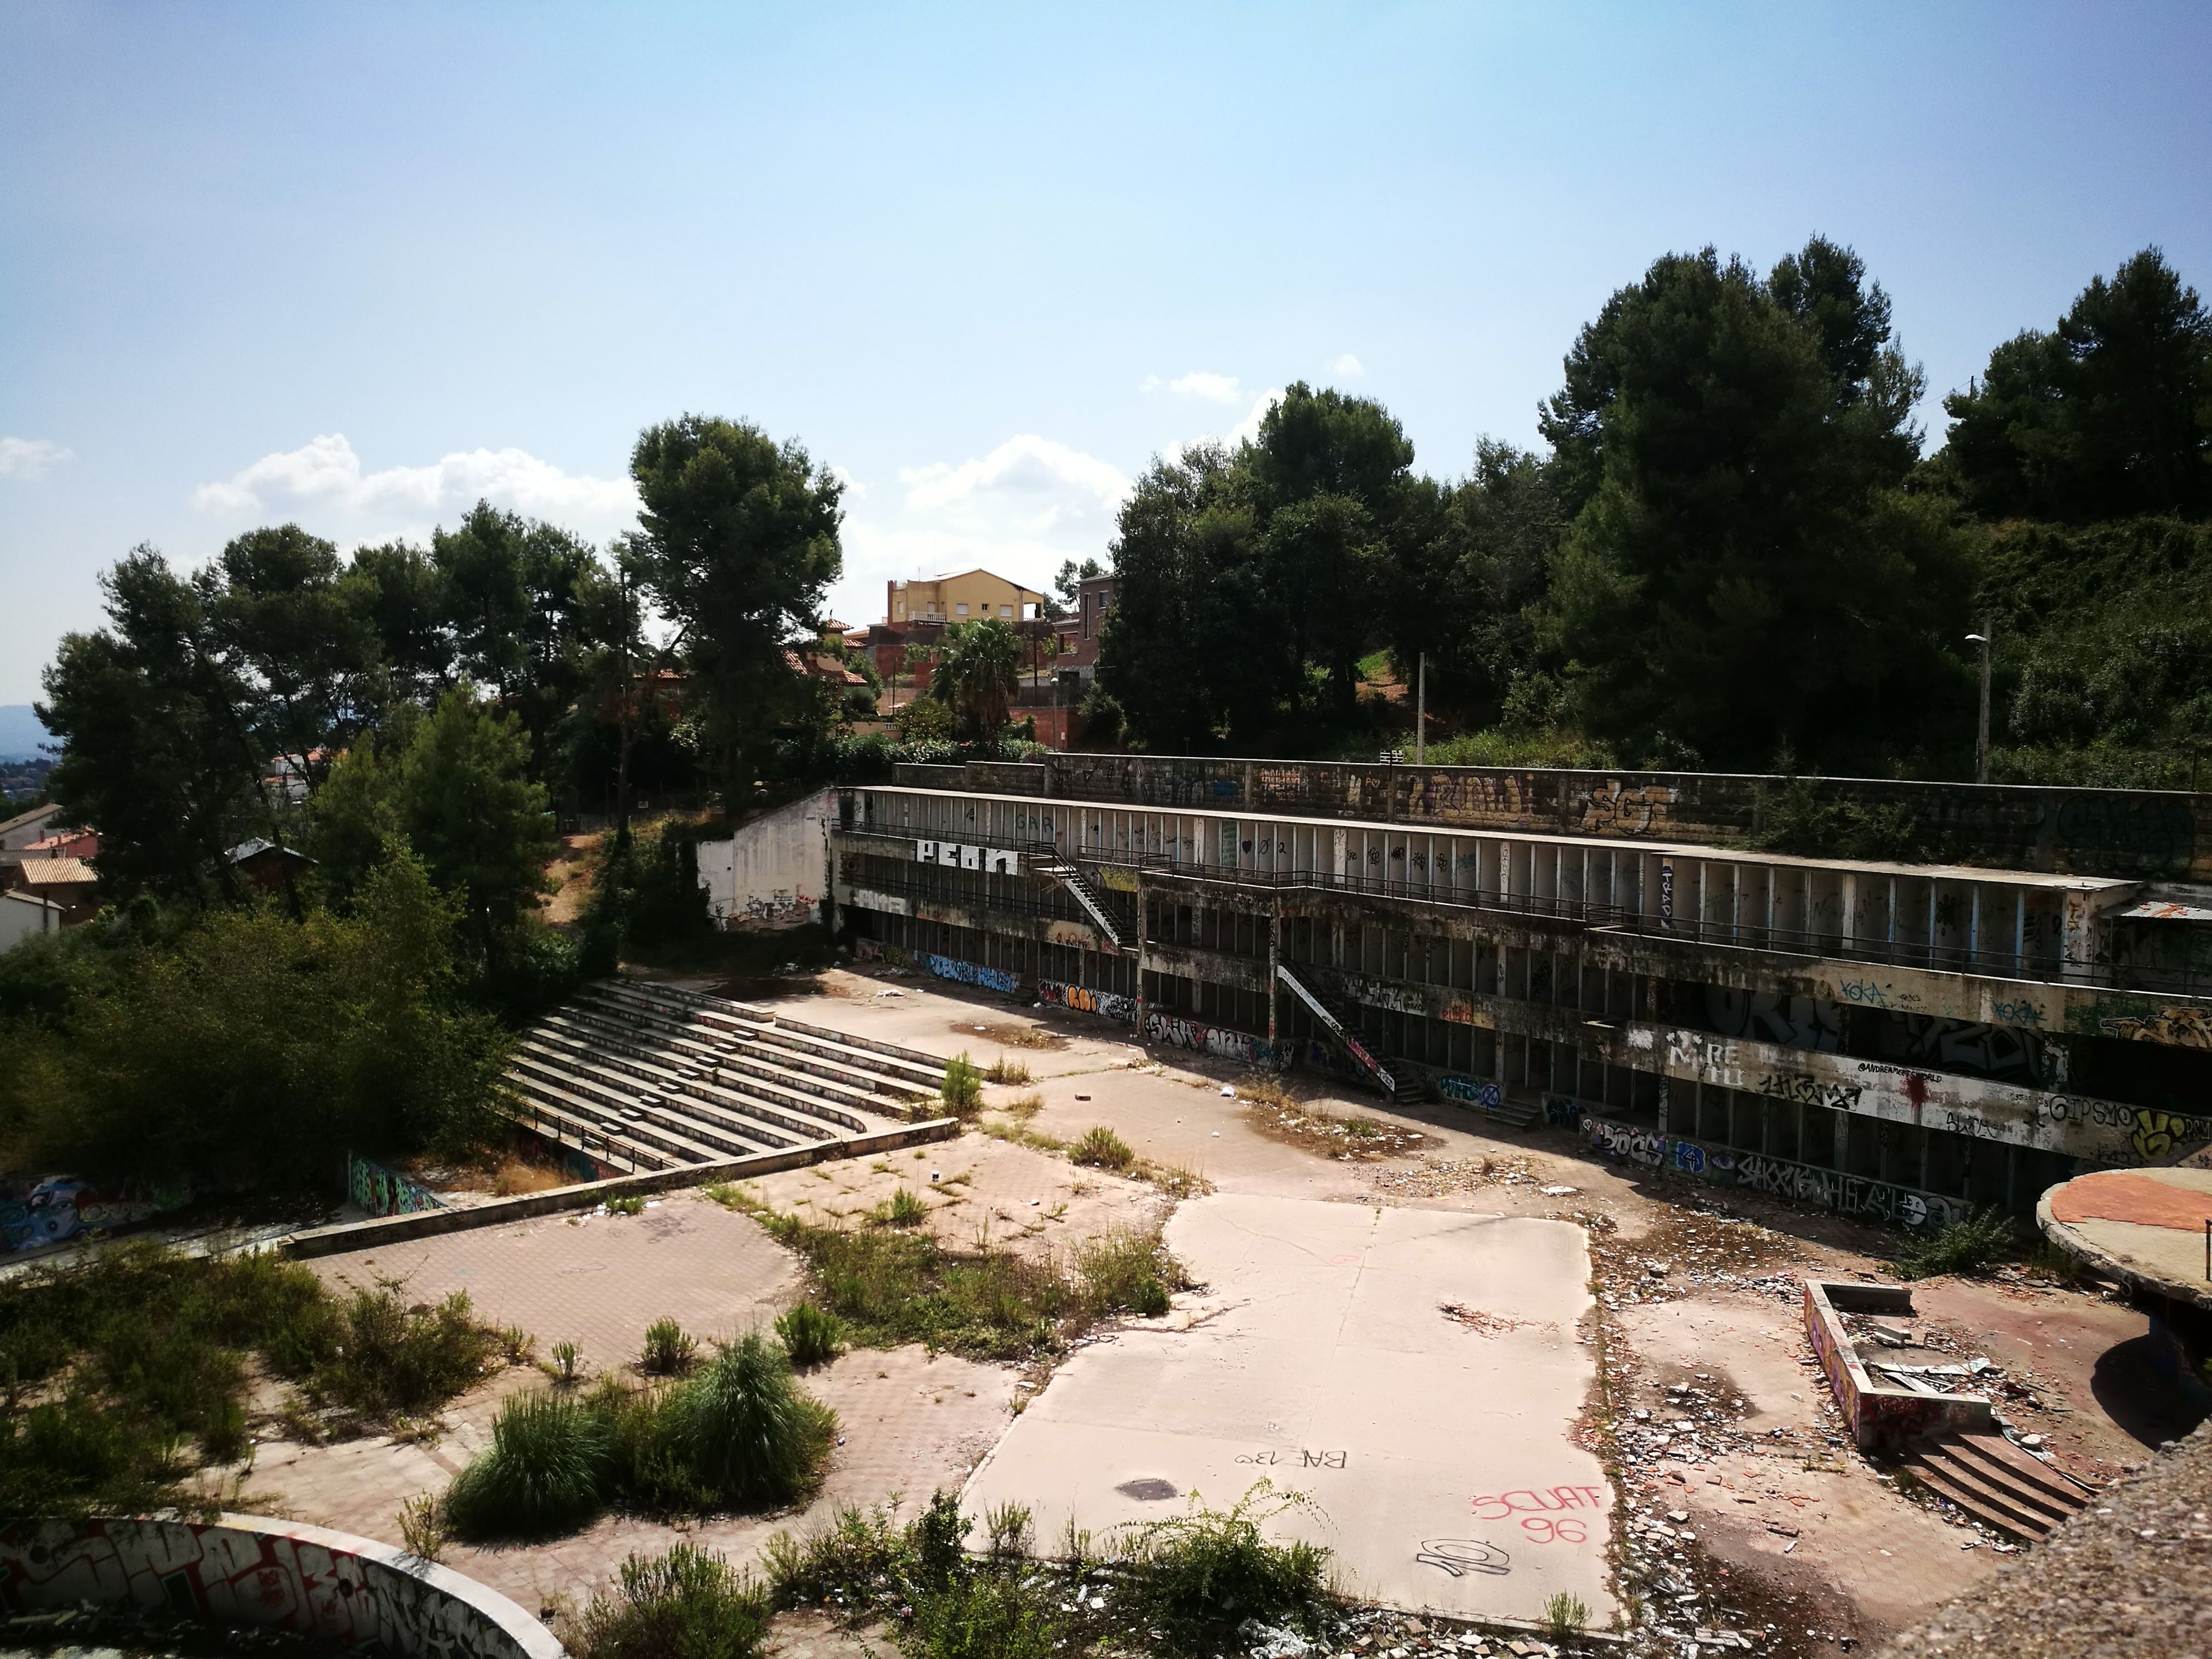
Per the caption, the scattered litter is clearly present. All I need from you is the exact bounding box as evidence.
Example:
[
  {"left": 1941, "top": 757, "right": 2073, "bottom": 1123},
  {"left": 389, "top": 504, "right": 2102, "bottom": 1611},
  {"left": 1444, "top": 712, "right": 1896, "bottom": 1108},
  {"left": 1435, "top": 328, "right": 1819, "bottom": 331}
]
[
  {"left": 1539, "top": 1185, "right": 1578, "bottom": 1196},
  {"left": 1221, "top": 1085, "right": 1236, "bottom": 1098},
  {"left": 929, "top": 1172, "right": 941, "bottom": 1182},
  {"left": 1075, "top": 1093, "right": 1090, "bottom": 1102},
  {"left": 1212, "top": 1130, "right": 1220, "bottom": 1137}
]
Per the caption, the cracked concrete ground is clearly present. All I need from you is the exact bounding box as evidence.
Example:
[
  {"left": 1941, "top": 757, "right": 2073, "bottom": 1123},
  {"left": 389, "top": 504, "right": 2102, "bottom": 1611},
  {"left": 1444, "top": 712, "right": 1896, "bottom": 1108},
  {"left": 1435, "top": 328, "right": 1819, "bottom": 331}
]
[{"left": 236, "top": 966, "right": 2204, "bottom": 1655}]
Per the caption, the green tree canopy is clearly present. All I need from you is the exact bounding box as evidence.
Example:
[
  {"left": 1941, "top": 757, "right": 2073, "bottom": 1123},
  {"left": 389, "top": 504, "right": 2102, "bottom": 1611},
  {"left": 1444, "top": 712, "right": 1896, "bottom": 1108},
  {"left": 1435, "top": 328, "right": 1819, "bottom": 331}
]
[
  {"left": 391, "top": 686, "right": 555, "bottom": 954},
  {"left": 629, "top": 415, "right": 844, "bottom": 783},
  {"left": 1941, "top": 249, "right": 2212, "bottom": 523},
  {"left": 37, "top": 549, "right": 269, "bottom": 900},
  {"left": 1541, "top": 238, "right": 1969, "bottom": 771}
]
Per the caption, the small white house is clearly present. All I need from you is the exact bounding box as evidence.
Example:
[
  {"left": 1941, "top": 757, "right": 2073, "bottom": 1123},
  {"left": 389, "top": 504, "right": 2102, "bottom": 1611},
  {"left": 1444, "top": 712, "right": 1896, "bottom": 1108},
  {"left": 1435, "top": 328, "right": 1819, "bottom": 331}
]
[{"left": 0, "top": 889, "right": 65, "bottom": 953}]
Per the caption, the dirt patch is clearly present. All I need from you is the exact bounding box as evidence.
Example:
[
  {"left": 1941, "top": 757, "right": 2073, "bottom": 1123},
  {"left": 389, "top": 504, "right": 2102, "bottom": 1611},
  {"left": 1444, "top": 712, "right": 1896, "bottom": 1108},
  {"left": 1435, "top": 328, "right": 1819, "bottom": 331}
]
[
  {"left": 949, "top": 1019, "right": 1067, "bottom": 1051},
  {"left": 1238, "top": 1089, "right": 1429, "bottom": 1162}
]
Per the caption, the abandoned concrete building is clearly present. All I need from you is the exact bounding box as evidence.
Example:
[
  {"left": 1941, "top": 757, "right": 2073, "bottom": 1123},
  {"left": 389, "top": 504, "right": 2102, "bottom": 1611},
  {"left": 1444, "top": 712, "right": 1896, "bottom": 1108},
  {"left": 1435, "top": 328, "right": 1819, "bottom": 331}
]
[{"left": 826, "top": 756, "right": 2212, "bottom": 1229}]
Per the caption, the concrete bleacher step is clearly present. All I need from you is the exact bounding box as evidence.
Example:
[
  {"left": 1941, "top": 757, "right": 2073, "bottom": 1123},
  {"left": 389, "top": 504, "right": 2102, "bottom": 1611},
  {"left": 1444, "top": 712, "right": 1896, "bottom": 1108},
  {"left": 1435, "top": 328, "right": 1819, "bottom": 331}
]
[
  {"left": 1899, "top": 1431, "right": 2094, "bottom": 1541},
  {"left": 513, "top": 1044, "right": 823, "bottom": 1156},
  {"left": 504, "top": 1079, "right": 676, "bottom": 1173},
  {"left": 508, "top": 1060, "right": 735, "bottom": 1164},
  {"left": 604, "top": 981, "right": 946, "bottom": 1091},
  {"left": 583, "top": 984, "right": 939, "bottom": 1109}
]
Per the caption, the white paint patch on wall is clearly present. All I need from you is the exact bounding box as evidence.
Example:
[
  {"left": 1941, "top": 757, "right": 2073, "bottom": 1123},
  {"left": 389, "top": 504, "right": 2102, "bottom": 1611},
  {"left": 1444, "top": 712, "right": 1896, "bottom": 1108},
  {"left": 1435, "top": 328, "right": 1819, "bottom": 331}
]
[{"left": 696, "top": 789, "right": 834, "bottom": 931}]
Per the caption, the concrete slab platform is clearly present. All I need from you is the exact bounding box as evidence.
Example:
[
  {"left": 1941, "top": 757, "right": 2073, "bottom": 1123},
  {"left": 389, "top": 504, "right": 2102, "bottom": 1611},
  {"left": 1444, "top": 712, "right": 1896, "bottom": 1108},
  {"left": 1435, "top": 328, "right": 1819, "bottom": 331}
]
[{"left": 961, "top": 1193, "right": 1613, "bottom": 1626}]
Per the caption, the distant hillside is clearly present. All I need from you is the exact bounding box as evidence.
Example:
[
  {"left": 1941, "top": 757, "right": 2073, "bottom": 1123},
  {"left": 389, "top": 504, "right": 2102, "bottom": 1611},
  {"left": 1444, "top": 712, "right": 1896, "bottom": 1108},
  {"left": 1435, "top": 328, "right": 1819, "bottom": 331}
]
[{"left": 0, "top": 707, "right": 54, "bottom": 763}]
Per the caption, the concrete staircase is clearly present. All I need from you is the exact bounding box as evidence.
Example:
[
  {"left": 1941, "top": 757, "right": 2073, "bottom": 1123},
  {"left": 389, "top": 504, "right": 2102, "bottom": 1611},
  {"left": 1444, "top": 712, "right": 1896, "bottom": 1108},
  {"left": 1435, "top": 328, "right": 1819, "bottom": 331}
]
[
  {"left": 1898, "top": 1429, "right": 2098, "bottom": 1542},
  {"left": 1027, "top": 843, "right": 1134, "bottom": 952},
  {"left": 1275, "top": 962, "right": 1409, "bottom": 1102},
  {"left": 502, "top": 981, "right": 947, "bottom": 1176}
]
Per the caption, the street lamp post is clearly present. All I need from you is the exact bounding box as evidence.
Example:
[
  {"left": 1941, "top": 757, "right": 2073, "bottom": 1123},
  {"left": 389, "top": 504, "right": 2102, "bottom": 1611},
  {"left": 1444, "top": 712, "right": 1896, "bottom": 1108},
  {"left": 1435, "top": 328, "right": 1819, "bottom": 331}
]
[{"left": 1966, "top": 619, "right": 1993, "bottom": 784}]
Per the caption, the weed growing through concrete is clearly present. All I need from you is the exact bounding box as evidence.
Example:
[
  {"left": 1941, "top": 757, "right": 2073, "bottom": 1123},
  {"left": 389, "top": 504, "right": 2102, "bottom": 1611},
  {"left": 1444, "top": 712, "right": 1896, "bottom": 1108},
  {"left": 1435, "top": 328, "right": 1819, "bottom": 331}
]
[
  {"left": 396, "top": 1492, "right": 447, "bottom": 1563},
  {"left": 872, "top": 1186, "right": 931, "bottom": 1227},
  {"left": 607, "top": 1195, "right": 646, "bottom": 1216},
  {"left": 639, "top": 1317, "right": 699, "bottom": 1376},
  {"left": 775, "top": 1302, "right": 846, "bottom": 1369},
  {"left": 942, "top": 1053, "right": 985, "bottom": 1118},
  {"left": 571, "top": 1543, "right": 771, "bottom": 1659},
  {"left": 1070, "top": 1126, "right": 1134, "bottom": 1170},
  {"left": 986, "top": 1054, "right": 1035, "bottom": 1085},
  {"left": 722, "top": 1191, "right": 1186, "bottom": 1360},
  {"left": 763, "top": 1481, "right": 1332, "bottom": 1659},
  {"left": 1543, "top": 1590, "right": 1589, "bottom": 1638}
]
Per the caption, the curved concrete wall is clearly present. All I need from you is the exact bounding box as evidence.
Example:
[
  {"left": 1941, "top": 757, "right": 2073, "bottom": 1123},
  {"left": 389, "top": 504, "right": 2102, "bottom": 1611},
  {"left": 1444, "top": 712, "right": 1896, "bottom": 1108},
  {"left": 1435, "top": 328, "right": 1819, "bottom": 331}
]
[{"left": 0, "top": 1514, "right": 563, "bottom": 1659}]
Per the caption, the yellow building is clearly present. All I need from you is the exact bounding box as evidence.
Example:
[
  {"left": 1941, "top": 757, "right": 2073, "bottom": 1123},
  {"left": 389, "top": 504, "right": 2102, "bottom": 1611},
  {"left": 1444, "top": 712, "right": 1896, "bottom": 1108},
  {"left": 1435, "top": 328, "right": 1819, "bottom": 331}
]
[{"left": 885, "top": 568, "right": 1045, "bottom": 626}]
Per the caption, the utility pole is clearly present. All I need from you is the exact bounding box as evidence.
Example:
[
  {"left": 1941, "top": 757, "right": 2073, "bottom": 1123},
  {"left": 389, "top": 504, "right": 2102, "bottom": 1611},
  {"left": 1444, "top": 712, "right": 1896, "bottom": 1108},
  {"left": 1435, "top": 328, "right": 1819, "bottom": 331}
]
[
  {"left": 1967, "top": 618, "right": 1993, "bottom": 784},
  {"left": 1415, "top": 652, "right": 1427, "bottom": 767}
]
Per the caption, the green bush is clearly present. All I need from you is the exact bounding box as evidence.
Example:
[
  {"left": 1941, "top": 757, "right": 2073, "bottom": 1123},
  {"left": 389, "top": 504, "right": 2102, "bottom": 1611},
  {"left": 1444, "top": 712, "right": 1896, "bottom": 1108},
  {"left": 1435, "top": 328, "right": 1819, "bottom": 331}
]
[
  {"left": 941, "top": 1054, "right": 984, "bottom": 1118},
  {"left": 573, "top": 1544, "right": 771, "bottom": 1659},
  {"left": 445, "top": 1390, "right": 613, "bottom": 1540},
  {"left": 1070, "top": 1126, "right": 1133, "bottom": 1171},
  {"left": 664, "top": 1333, "right": 838, "bottom": 1511},
  {"left": 1899, "top": 1207, "right": 2017, "bottom": 1280},
  {"left": 1118, "top": 1482, "right": 1332, "bottom": 1653},
  {"left": 911, "top": 1570, "right": 1060, "bottom": 1659},
  {"left": 775, "top": 1303, "right": 845, "bottom": 1370},
  {"left": 1072, "top": 1229, "right": 1182, "bottom": 1319},
  {"left": 0, "top": 1246, "right": 508, "bottom": 1517}
]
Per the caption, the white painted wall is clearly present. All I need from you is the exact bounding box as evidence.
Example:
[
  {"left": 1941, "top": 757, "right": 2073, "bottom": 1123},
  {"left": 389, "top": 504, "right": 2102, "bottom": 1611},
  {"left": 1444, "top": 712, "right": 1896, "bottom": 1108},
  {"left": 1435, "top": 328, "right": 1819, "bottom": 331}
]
[
  {"left": 696, "top": 789, "right": 834, "bottom": 930},
  {"left": 0, "top": 889, "right": 63, "bottom": 953}
]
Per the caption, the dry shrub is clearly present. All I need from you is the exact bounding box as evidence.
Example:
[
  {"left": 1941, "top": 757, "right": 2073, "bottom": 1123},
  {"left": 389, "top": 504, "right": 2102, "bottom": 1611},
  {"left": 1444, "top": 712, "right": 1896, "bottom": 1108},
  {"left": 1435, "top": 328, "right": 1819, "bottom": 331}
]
[{"left": 493, "top": 1157, "right": 570, "bottom": 1196}]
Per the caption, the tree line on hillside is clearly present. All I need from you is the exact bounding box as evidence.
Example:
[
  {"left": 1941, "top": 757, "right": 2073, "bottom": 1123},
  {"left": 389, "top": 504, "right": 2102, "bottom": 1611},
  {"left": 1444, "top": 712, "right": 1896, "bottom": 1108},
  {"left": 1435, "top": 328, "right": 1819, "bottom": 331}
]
[
  {"left": 2, "top": 417, "right": 865, "bottom": 1194},
  {"left": 1095, "top": 242, "right": 2212, "bottom": 785}
]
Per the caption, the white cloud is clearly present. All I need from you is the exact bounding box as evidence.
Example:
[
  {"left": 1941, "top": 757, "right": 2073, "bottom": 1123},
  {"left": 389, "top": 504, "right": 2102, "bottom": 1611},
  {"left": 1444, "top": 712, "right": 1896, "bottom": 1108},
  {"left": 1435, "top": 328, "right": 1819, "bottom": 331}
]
[
  {"left": 823, "top": 434, "right": 1132, "bottom": 625},
  {"left": 1142, "top": 370, "right": 1248, "bottom": 406},
  {"left": 0, "top": 437, "right": 72, "bottom": 480},
  {"left": 900, "top": 434, "right": 1129, "bottom": 531},
  {"left": 1175, "top": 387, "right": 1284, "bottom": 459},
  {"left": 1327, "top": 353, "right": 1366, "bottom": 378},
  {"left": 192, "top": 433, "right": 638, "bottom": 528}
]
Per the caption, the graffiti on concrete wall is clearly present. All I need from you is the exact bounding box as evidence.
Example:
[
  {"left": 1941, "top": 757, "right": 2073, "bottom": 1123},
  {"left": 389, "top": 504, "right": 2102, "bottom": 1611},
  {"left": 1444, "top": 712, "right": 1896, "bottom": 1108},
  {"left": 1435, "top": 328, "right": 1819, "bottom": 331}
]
[
  {"left": 1579, "top": 778, "right": 1675, "bottom": 836},
  {"left": 1437, "top": 1073, "right": 1504, "bottom": 1110},
  {"left": 1705, "top": 988, "right": 1842, "bottom": 1052},
  {"left": 1580, "top": 1116, "right": 1966, "bottom": 1229},
  {"left": 2099, "top": 1006, "right": 2212, "bottom": 1049},
  {"left": 1879, "top": 1013, "right": 2052, "bottom": 1085},
  {"left": 1754, "top": 1070, "right": 1864, "bottom": 1112},
  {"left": 926, "top": 954, "right": 1020, "bottom": 996},
  {"left": 347, "top": 1154, "right": 443, "bottom": 1219},
  {"left": 0, "top": 1516, "right": 555, "bottom": 1659},
  {"left": 1037, "top": 979, "right": 1139, "bottom": 1025},
  {"left": 1142, "top": 1012, "right": 1282, "bottom": 1066},
  {"left": 0, "top": 1175, "right": 187, "bottom": 1254}
]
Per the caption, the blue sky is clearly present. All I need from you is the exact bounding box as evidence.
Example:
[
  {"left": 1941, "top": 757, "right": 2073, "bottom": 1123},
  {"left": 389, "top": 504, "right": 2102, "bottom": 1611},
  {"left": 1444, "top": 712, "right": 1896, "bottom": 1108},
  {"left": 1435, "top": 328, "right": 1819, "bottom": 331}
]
[{"left": 3, "top": 2, "right": 2209, "bottom": 705}]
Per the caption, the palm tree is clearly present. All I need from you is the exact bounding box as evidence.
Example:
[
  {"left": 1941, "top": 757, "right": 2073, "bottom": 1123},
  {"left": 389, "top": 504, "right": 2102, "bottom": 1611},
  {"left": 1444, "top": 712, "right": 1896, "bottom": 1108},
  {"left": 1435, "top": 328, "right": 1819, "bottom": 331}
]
[{"left": 934, "top": 620, "right": 1023, "bottom": 752}]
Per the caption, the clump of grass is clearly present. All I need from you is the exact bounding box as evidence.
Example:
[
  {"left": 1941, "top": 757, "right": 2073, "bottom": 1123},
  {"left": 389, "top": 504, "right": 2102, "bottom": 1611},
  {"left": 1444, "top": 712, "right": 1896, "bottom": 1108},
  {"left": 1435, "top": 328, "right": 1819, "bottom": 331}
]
[
  {"left": 1071, "top": 1126, "right": 1134, "bottom": 1171},
  {"left": 871, "top": 1186, "right": 930, "bottom": 1228},
  {"left": 547, "top": 1340, "right": 585, "bottom": 1385},
  {"left": 664, "top": 1333, "right": 838, "bottom": 1511},
  {"left": 298, "top": 1281, "right": 505, "bottom": 1422},
  {"left": 985, "top": 1054, "right": 1034, "bottom": 1085},
  {"left": 915, "top": 1571, "right": 1060, "bottom": 1659},
  {"left": 607, "top": 1194, "right": 646, "bottom": 1216},
  {"left": 444, "top": 1390, "right": 612, "bottom": 1540},
  {"left": 1543, "top": 1590, "right": 1589, "bottom": 1638},
  {"left": 1118, "top": 1481, "right": 1332, "bottom": 1652},
  {"left": 776, "top": 1303, "right": 845, "bottom": 1370},
  {"left": 942, "top": 1053, "right": 985, "bottom": 1118},
  {"left": 572, "top": 1544, "right": 770, "bottom": 1659},
  {"left": 982, "top": 1500, "right": 1034, "bottom": 1559},
  {"left": 1001, "top": 1091, "right": 1044, "bottom": 1121},
  {"left": 1899, "top": 1208, "right": 2017, "bottom": 1280},
  {"left": 639, "top": 1317, "right": 698, "bottom": 1376},
  {"left": 1073, "top": 1228, "right": 1181, "bottom": 1319}
]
